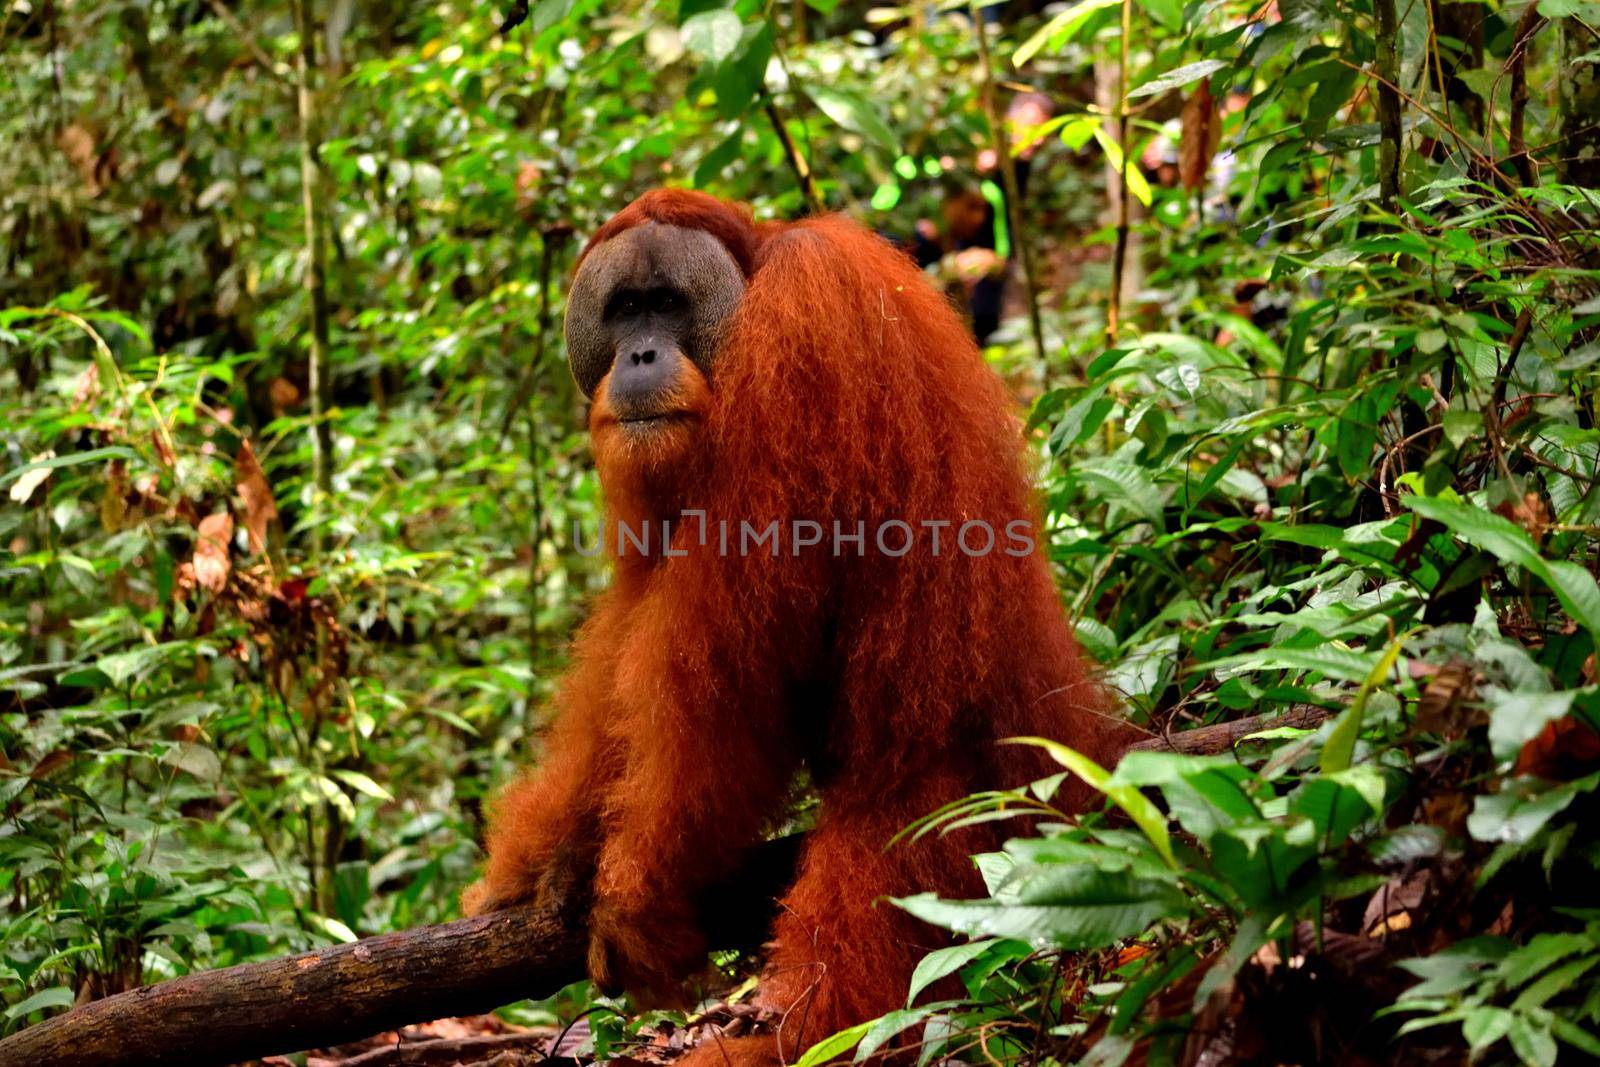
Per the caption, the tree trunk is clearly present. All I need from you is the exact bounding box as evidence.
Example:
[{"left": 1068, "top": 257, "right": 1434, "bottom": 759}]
[
  {"left": 1374, "top": 0, "right": 1404, "bottom": 207},
  {"left": 1558, "top": 20, "right": 1600, "bottom": 186}
]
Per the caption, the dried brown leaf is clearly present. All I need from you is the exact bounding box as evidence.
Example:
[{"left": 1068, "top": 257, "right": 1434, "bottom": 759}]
[
  {"left": 1493, "top": 492, "right": 1550, "bottom": 544},
  {"left": 193, "top": 512, "right": 233, "bottom": 594},
  {"left": 268, "top": 377, "right": 302, "bottom": 413},
  {"left": 56, "top": 122, "right": 102, "bottom": 194},
  {"left": 1415, "top": 659, "right": 1477, "bottom": 736},
  {"left": 1179, "top": 80, "right": 1220, "bottom": 192},
  {"left": 234, "top": 439, "right": 279, "bottom": 555}
]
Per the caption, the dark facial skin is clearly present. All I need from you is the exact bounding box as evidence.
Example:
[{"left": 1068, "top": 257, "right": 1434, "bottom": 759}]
[{"left": 564, "top": 223, "right": 745, "bottom": 425}]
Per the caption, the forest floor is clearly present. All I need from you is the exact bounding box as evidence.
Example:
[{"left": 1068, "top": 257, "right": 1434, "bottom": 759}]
[{"left": 249, "top": 998, "right": 777, "bottom": 1067}]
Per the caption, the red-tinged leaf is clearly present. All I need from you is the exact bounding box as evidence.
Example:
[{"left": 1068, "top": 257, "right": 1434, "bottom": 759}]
[
  {"left": 234, "top": 439, "right": 278, "bottom": 555},
  {"left": 193, "top": 512, "right": 233, "bottom": 594},
  {"left": 1516, "top": 716, "right": 1600, "bottom": 780}
]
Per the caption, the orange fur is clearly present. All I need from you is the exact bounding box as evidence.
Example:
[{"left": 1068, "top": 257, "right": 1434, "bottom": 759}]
[{"left": 472, "top": 190, "right": 1135, "bottom": 1066}]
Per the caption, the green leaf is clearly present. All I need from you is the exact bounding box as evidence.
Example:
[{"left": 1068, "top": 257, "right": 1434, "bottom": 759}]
[
  {"left": 163, "top": 741, "right": 221, "bottom": 783},
  {"left": 1507, "top": 1015, "right": 1558, "bottom": 1067},
  {"left": 896, "top": 866, "right": 1186, "bottom": 949},
  {"left": 694, "top": 129, "right": 744, "bottom": 187},
  {"left": 1192, "top": 914, "right": 1270, "bottom": 1012},
  {"left": 1549, "top": 1016, "right": 1600, "bottom": 1057},
  {"left": 1129, "top": 60, "right": 1228, "bottom": 99},
  {"left": 1205, "top": 644, "right": 1388, "bottom": 685},
  {"left": 681, "top": 10, "right": 743, "bottom": 63},
  {"left": 97, "top": 644, "right": 180, "bottom": 687},
  {"left": 332, "top": 769, "right": 394, "bottom": 801},
  {"left": 1013, "top": 738, "right": 1178, "bottom": 868},
  {"left": 1091, "top": 125, "right": 1153, "bottom": 207},
  {"left": 1138, "top": 0, "right": 1184, "bottom": 31},
  {"left": 4, "top": 985, "right": 74, "bottom": 1020},
  {"left": 855, "top": 1006, "right": 947, "bottom": 1061},
  {"left": 1336, "top": 391, "right": 1380, "bottom": 479},
  {"left": 1013, "top": 0, "right": 1121, "bottom": 66},
  {"left": 905, "top": 940, "right": 998, "bottom": 1005},
  {"left": 795, "top": 1019, "right": 874, "bottom": 1067},
  {"left": 1496, "top": 932, "right": 1593, "bottom": 987},
  {"left": 709, "top": 23, "right": 772, "bottom": 118},
  {"left": 809, "top": 87, "right": 897, "bottom": 155},
  {"left": 1292, "top": 771, "right": 1380, "bottom": 845},
  {"left": 0, "top": 446, "right": 139, "bottom": 489},
  {"left": 1538, "top": 0, "right": 1596, "bottom": 15},
  {"left": 1406, "top": 494, "right": 1600, "bottom": 640},
  {"left": 1075, "top": 458, "right": 1164, "bottom": 526},
  {"left": 1467, "top": 773, "right": 1600, "bottom": 844},
  {"left": 1462, "top": 1006, "right": 1514, "bottom": 1051},
  {"left": 1484, "top": 689, "right": 1576, "bottom": 764},
  {"left": 1442, "top": 409, "right": 1482, "bottom": 448},
  {"left": 312, "top": 915, "right": 359, "bottom": 943},
  {"left": 1321, "top": 630, "right": 1407, "bottom": 773},
  {"left": 1511, "top": 955, "right": 1600, "bottom": 1011}
]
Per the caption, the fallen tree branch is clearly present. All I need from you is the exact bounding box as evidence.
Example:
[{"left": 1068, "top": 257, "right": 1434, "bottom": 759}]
[
  {"left": 0, "top": 838, "right": 800, "bottom": 1067},
  {"left": 1128, "top": 706, "right": 1332, "bottom": 755},
  {"left": 335, "top": 1028, "right": 555, "bottom": 1067}
]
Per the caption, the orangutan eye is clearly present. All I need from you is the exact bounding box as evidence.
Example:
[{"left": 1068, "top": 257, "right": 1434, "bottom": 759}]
[
  {"left": 654, "top": 289, "right": 684, "bottom": 314},
  {"left": 607, "top": 291, "right": 642, "bottom": 319}
]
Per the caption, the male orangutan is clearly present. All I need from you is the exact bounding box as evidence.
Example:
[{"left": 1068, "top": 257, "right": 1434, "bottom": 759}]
[{"left": 465, "top": 189, "right": 1131, "bottom": 1067}]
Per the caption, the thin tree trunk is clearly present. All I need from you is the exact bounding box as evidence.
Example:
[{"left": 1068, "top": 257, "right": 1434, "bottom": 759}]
[
  {"left": 1374, "top": 0, "right": 1404, "bottom": 208},
  {"left": 1105, "top": 0, "right": 1134, "bottom": 345},
  {"left": 294, "top": 0, "right": 335, "bottom": 547},
  {"left": 1508, "top": 3, "right": 1545, "bottom": 185},
  {"left": 1094, "top": 3, "right": 1145, "bottom": 347},
  {"left": 970, "top": 4, "right": 1047, "bottom": 374},
  {"left": 1428, "top": 0, "right": 1484, "bottom": 133},
  {"left": 1558, "top": 18, "right": 1600, "bottom": 186}
]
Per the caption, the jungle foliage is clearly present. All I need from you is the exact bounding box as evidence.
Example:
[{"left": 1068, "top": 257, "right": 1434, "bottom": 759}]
[{"left": 3, "top": 0, "right": 1600, "bottom": 1064}]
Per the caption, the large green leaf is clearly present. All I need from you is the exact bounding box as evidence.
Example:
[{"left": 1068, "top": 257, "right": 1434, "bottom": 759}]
[
  {"left": 808, "top": 87, "right": 898, "bottom": 155},
  {"left": 1321, "top": 630, "right": 1407, "bottom": 773},
  {"left": 1016, "top": 738, "right": 1178, "bottom": 867},
  {"left": 1407, "top": 494, "right": 1600, "bottom": 639},
  {"left": 1013, "top": 0, "right": 1121, "bottom": 66},
  {"left": 1129, "top": 60, "right": 1228, "bottom": 98},
  {"left": 3, "top": 985, "right": 74, "bottom": 1021},
  {"left": 896, "top": 866, "right": 1187, "bottom": 949},
  {"left": 681, "top": 9, "right": 743, "bottom": 63},
  {"left": 1467, "top": 772, "right": 1600, "bottom": 844}
]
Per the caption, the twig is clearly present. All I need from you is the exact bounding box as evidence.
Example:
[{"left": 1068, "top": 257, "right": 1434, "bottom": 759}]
[
  {"left": 333, "top": 1029, "right": 555, "bottom": 1067},
  {"left": 206, "top": 0, "right": 289, "bottom": 79},
  {"left": 1483, "top": 306, "right": 1536, "bottom": 484},
  {"left": 763, "top": 99, "right": 825, "bottom": 215},
  {"left": 1129, "top": 706, "right": 1333, "bottom": 754},
  {"left": 1106, "top": 0, "right": 1134, "bottom": 346}
]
